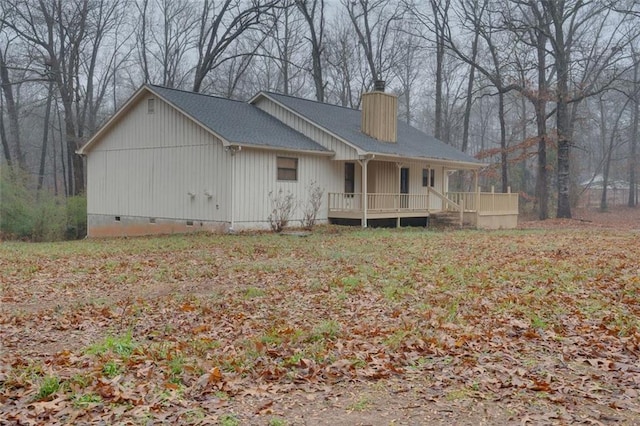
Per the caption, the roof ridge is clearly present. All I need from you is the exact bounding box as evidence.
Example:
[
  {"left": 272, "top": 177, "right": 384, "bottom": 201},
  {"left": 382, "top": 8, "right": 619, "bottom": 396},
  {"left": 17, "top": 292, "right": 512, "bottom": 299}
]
[
  {"left": 148, "top": 84, "right": 248, "bottom": 105},
  {"left": 263, "top": 91, "right": 361, "bottom": 113}
]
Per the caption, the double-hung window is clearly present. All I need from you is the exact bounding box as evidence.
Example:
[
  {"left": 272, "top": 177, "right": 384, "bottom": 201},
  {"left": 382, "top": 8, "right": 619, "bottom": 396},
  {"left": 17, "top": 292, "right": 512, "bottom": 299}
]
[{"left": 277, "top": 157, "right": 298, "bottom": 181}]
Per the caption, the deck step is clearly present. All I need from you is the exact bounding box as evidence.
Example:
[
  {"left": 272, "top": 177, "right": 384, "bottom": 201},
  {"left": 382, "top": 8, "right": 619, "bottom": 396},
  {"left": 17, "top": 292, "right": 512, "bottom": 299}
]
[{"left": 428, "top": 211, "right": 473, "bottom": 230}]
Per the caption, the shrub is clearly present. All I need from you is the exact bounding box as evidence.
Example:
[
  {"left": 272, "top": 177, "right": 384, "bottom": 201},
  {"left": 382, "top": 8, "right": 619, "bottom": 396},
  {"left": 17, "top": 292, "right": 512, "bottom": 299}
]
[
  {"left": 31, "top": 194, "right": 66, "bottom": 242},
  {"left": 0, "top": 168, "right": 35, "bottom": 239},
  {"left": 0, "top": 167, "right": 87, "bottom": 241},
  {"left": 268, "top": 189, "right": 296, "bottom": 232},
  {"left": 300, "top": 180, "right": 324, "bottom": 229},
  {"left": 66, "top": 195, "right": 87, "bottom": 239}
]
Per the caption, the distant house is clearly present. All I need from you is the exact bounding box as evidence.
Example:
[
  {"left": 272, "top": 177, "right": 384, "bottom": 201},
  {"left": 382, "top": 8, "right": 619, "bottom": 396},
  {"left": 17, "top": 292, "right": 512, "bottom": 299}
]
[
  {"left": 579, "top": 175, "right": 632, "bottom": 208},
  {"left": 77, "top": 83, "right": 518, "bottom": 237}
]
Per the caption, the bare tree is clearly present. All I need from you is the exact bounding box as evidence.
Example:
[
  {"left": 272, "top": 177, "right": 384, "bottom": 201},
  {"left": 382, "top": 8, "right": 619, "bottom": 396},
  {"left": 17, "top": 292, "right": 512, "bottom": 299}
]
[
  {"left": 392, "top": 31, "right": 425, "bottom": 125},
  {"left": 295, "top": 0, "right": 326, "bottom": 102},
  {"left": 263, "top": 1, "right": 307, "bottom": 96},
  {"left": 192, "top": 0, "right": 277, "bottom": 93},
  {"left": 540, "top": 0, "right": 639, "bottom": 218},
  {"left": 343, "top": 0, "right": 404, "bottom": 85},
  {"left": 629, "top": 50, "right": 640, "bottom": 207},
  {"left": 136, "top": 0, "right": 197, "bottom": 89},
  {"left": 325, "top": 16, "right": 366, "bottom": 108},
  {"left": 459, "top": 0, "right": 483, "bottom": 153}
]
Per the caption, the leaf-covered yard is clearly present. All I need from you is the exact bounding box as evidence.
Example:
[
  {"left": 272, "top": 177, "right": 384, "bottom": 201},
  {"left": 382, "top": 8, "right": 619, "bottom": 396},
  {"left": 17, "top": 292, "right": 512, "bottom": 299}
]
[{"left": 2, "top": 213, "right": 640, "bottom": 425}]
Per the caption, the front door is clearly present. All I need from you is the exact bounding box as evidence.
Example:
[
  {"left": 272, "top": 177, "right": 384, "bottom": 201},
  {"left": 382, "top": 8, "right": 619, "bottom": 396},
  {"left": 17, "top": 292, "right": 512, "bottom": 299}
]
[{"left": 400, "top": 167, "right": 409, "bottom": 208}]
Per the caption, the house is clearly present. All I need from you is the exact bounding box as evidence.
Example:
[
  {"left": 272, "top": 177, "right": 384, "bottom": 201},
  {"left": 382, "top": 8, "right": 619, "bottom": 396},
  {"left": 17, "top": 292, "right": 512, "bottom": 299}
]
[
  {"left": 77, "top": 83, "right": 518, "bottom": 237},
  {"left": 578, "top": 175, "right": 632, "bottom": 208}
]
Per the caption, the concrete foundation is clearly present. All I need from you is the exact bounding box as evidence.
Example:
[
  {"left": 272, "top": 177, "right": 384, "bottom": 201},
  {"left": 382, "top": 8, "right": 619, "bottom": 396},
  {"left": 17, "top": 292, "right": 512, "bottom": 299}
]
[{"left": 87, "top": 214, "right": 229, "bottom": 237}]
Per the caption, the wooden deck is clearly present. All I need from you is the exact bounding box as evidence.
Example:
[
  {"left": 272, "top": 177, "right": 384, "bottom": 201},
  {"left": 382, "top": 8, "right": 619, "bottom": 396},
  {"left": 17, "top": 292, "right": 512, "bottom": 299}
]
[{"left": 328, "top": 190, "right": 519, "bottom": 229}]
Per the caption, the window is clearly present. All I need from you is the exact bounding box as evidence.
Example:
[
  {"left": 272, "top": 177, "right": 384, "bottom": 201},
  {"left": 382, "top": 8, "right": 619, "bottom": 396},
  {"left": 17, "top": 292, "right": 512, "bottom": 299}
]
[
  {"left": 147, "top": 98, "right": 155, "bottom": 114},
  {"left": 345, "top": 162, "right": 355, "bottom": 193},
  {"left": 277, "top": 157, "right": 298, "bottom": 181},
  {"left": 422, "top": 168, "right": 435, "bottom": 187}
]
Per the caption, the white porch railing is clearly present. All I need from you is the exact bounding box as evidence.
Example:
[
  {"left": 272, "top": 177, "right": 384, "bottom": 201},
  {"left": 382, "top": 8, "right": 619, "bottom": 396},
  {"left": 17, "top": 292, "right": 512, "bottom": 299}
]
[
  {"left": 328, "top": 193, "right": 363, "bottom": 211},
  {"left": 328, "top": 193, "right": 430, "bottom": 212},
  {"left": 447, "top": 188, "right": 519, "bottom": 214},
  {"left": 328, "top": 189, "right": 519, "bottom": 227}
]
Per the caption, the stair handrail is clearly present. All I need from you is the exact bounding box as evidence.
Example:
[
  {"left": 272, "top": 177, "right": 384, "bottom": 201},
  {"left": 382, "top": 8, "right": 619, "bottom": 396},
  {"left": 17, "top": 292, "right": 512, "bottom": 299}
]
[
  {"left": 428, "top": 187, "right": 460, "bottom": 211},
  {"left": 428, "top": 187, "right": 464, "bottom": 227}
]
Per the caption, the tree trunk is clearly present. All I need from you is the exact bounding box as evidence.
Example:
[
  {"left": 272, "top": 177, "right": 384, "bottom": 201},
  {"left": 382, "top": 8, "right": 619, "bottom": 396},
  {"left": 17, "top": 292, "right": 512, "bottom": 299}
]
[
  {"left": 553, "top": 13, "right": 571, "bottom": 218},
  {"left": 461, "top": 30, "right": 479, "bottom": 153},
  {"left": 0, "top": 47, "right": 25, "bottom": 170},
  {"left": 534, "top": 27, "right": 548, "bottom": 219},
  {"left": 498, "top": 91, "right": 508, "bottom": 193},
  {"left": 37, "top": 80, "right": 54, "bottom": 191},
  {"left": 598, "top": 98, "right": 610, "bottom": 211},
  {"left": 434, "top": 29, "right": 444, "bottom": 140},
  {"left": 296, "top": 0, "right": 325, "bottom": 102},
  {"left": 630, "top": 56, "right": 639, "bottom": 207},
  {"left": 0, "top": 92, "right": 12, "bottom": 166}
]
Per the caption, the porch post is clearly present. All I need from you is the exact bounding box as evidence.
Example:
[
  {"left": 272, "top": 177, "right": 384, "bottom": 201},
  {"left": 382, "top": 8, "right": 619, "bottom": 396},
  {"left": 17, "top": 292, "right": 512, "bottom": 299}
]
[
  {"left": 359, "top": 158, "right": 370, "bottom": 228},
  {"left": 474, "top": 169, "right": 479, "bottom": 194},
  {"left": 396, "top": 163, "right": 403, "bottom": 228}
]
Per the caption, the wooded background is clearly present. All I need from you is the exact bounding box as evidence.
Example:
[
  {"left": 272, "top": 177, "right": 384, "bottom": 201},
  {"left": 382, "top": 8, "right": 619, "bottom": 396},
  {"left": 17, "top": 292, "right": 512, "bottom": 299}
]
[{"left": 1, "top": 0, "right": 639, "bottom": 237}]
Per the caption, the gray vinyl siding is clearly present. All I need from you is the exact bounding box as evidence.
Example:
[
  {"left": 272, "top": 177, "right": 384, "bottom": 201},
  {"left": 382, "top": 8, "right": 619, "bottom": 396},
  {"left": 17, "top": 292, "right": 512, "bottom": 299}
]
[
  {"left": 231, "top": 150, "right": 344, "bottom": 228},
  {"left": 87, "top": 95, "right": 230, "bottom": 222},
  {"left": 253, "top": 98, "right": 358, "bottom": 160}
]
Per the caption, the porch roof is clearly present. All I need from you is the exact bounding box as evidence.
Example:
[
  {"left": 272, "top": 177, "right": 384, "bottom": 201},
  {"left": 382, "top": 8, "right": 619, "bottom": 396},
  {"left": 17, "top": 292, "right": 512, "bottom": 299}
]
[{"left": 256, "top": 92, "right": 482, "bottom": 168}]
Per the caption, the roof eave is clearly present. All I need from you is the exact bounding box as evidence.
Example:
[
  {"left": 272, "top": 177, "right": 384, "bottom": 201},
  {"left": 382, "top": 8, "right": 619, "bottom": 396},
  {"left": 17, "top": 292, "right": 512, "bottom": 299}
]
[
  {"left": 361, "top": 151, "right": 485, "bottom": 169},
  {"left": 228, "top": 142, "right": 335, "bottom": 156}
]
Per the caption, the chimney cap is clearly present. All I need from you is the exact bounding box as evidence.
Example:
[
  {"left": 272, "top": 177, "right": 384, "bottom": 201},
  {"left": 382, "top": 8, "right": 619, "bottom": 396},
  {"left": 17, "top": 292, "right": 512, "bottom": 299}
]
[{"left": 373, "top": 79, "right": 386, "bottom": 92}]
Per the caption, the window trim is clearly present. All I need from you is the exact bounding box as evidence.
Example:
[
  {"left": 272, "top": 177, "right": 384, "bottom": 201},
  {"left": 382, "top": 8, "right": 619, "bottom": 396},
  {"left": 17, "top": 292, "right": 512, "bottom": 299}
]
[
  {"left": 277, "top": 156, "right": 298, "bottom": 181},
  {"left": 422, "top": 168, "right": 436, "bottom": 187}
]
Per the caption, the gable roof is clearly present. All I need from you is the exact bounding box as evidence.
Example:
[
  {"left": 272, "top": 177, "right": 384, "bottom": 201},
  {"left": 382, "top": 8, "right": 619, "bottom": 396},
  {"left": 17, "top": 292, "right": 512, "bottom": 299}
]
[
  {"left": 255, "top": 92, "right": 481, "bottom": 167},
  {"left": 80, "top": 85, "right": 481, "bottom": 168},
  {"left": 78, "top": 85, "right": 331, "bottom": 155},
  {"left": 149, "top": 86, "right": 330, "bottom": 154}
]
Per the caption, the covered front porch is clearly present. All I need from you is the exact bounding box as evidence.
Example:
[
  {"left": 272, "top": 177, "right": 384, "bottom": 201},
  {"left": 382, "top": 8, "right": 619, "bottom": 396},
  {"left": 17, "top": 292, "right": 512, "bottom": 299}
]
[{"left": 327, "top": 158, "right": 519, "bottom": 229}]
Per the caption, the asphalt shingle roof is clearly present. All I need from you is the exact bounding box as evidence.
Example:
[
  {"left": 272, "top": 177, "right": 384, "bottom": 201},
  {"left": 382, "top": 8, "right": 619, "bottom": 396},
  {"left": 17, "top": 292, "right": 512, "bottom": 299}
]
[
  {"left": 149, "top": 85, "right": 330, "bottom": 153},
  {"left": 262, "top": 92, "right": 480, "bottom": 165},
  {"left": 150, "top": 85, "right": 479, "bottom": 165}
]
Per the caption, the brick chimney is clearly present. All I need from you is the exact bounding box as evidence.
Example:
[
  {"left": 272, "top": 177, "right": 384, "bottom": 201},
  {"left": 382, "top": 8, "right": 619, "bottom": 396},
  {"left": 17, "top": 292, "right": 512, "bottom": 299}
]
[{"left": 361, "top": 80, "right": 398, "bottom": 143}]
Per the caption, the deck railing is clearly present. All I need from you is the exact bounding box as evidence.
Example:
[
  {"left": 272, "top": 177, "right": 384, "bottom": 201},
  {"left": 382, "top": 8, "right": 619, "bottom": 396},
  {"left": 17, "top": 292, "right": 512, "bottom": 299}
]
[
  {"left": 447, "top": 189, "right": 518, "bottom": 214},
  {"left": 328, "top": 193, "right": 363, "bottom": 211},
  {"left": 329, "top": 189, "right": 518, "bottom": 217},
  {"left": 445, "top": 192, "right": 477, "bottom": 211},
  {"left": 328, "top": 193, "right": 429, "bottom": 212}
]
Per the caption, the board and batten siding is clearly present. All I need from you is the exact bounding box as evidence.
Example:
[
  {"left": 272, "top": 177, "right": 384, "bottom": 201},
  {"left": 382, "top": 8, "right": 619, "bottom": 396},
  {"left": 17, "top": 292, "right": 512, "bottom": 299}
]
[
  {"left": 365, "top": 160, "right": 444, "bottom": 210},
  {"left": 253, "top": 97, "right": 358, "bottom": 161},
  {"left": 231, "top": 149, "right": 343, "bottom": 229},
  {"left": 87, "top": 95, "right": 231, "bottom": 235}
]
